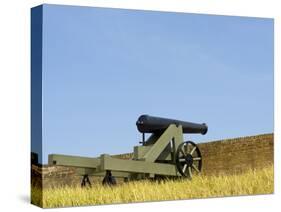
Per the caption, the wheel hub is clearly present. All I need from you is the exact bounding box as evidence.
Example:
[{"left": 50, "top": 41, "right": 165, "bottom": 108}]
[{"left": 185, "top": 154, "right": 193, "bottom": 166}]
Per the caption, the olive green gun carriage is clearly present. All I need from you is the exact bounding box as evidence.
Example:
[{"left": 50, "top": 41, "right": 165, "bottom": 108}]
[{"left": 48, "top": 115, "right": 208, "bottom": 186}]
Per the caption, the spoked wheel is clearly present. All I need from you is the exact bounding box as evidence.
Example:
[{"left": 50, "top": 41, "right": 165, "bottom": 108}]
[{"left": 175, "top": 141, "right": 202, "bottom": 179}]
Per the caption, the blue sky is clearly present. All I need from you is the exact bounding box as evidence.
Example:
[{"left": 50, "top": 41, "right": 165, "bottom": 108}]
[{"left": 34, "top": 4, "right": 273, "bottom": 163}]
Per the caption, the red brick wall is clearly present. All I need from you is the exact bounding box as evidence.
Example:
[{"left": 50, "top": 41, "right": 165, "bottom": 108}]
[{"left": 198, "top": 133, "right": 273, "bottom": 175}]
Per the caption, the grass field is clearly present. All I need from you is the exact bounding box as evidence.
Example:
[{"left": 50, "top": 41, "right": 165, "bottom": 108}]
[{"left": 32, "top": 166, "right": 273, "bottom": 208}]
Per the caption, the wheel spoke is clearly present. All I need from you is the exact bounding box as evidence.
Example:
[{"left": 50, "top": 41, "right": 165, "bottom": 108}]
[
  {"left": 192, "top": 164, "right": 200, "bottom": 173},
  {"left": 179, "top": 158, "right": 185, "bottom": 162},
  {"left": 180, "top": 149, "right": 186, "bottom": 156},
  {"left": 182, "top": 164, "right": 187, "bottom": 173},
  {"left": 183, "top": 144, "right": 188, "bottom": 155},
  {"left": 193, "top": 157, "right": 201, "bottom": 161},
  {"left": 188, "top": 166, "right": 192, "bottom": 178},
  {"left": 187, "top": 143, "right": 191, "bottom": 153},
  {"left": 190, "top": 146, "right": 196, "bottom": 155}
]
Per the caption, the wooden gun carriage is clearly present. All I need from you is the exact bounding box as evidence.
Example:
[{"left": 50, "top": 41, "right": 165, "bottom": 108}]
[{"left": 48, "top": 115, "right": 208, "bottom": 186}]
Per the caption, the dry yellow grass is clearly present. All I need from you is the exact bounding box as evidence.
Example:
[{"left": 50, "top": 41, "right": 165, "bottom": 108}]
[{"left": 32, "top": 166, "right": 273, "bottom": 208}]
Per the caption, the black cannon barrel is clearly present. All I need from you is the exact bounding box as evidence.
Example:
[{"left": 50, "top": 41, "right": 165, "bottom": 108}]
[{"left": 136, "top": 115, "right": 208, "bottom": 135}]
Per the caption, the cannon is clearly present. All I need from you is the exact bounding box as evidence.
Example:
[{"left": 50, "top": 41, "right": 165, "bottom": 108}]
[
  {"left": 137, "top": 114, "right": 208, "bottom": 134},
  {"left": 48, "top": 115, "right": 208, "bottom": 186}
]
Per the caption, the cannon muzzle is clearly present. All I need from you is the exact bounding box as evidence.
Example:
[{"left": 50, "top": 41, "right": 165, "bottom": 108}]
[{"left": 136, "top": 115, "right": 208, "bottom": 135}]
